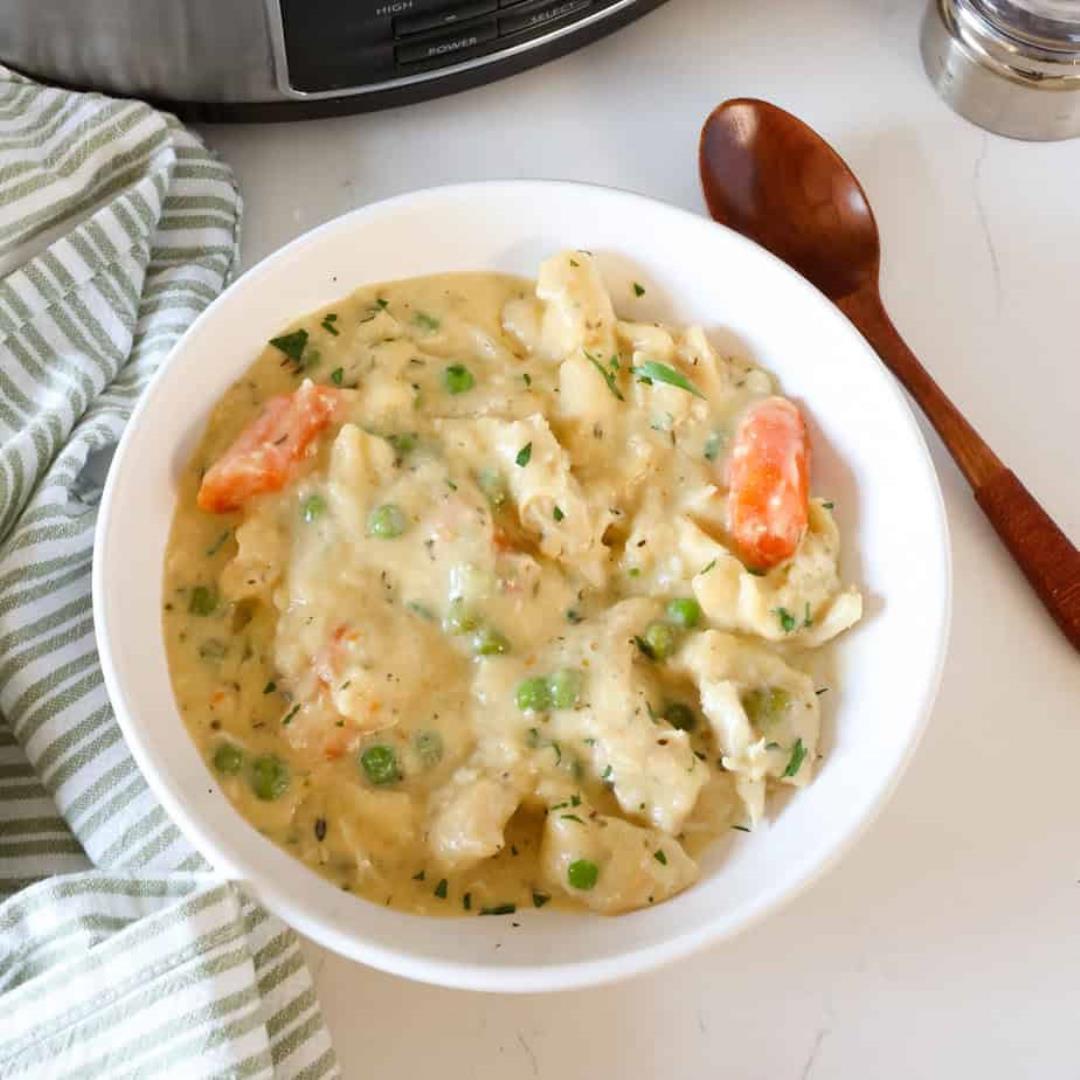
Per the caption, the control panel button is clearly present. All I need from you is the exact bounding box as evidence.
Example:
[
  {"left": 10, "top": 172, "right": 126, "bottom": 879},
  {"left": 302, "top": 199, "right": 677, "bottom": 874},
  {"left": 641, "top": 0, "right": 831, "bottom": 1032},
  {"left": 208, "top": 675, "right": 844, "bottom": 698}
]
[
  {"left": 396, "top": 1, "right": 497, "bottom": 36},
  {"left": 395, "top": 19, "right": 498, "bottom": 64},
  {"left": 499, "top": 0, "right": 591, "bottom": 34}
]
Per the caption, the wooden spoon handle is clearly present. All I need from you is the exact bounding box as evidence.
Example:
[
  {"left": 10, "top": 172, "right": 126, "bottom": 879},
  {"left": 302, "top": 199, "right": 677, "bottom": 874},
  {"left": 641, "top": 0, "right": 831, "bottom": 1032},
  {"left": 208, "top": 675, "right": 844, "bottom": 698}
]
[{"left": 838, "top": 288, "right": 1080, "bottom": 650}]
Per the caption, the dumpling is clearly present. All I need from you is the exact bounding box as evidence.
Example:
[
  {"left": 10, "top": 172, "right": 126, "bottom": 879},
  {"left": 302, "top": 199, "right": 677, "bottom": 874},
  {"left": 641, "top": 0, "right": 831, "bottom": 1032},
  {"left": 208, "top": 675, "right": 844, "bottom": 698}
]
[
  {"left": 673, "top": 630, "right": 820, "bottom": 824},
  {"left": 540, "top": 806, "right": 698, "bottom": 914}
]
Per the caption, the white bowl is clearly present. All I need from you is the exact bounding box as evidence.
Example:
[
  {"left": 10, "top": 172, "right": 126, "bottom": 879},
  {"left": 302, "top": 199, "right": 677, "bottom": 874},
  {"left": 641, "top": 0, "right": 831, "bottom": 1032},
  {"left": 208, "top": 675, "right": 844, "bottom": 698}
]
[{"left": 93, "top": 180, "right": 950, "bottom": 993}]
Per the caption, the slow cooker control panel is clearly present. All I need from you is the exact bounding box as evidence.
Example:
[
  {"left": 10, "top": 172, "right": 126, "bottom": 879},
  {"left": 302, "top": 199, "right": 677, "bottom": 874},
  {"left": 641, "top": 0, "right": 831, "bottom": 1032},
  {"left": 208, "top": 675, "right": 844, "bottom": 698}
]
[{"left": 279, "top": 0, "right": 625, "bottom": 93}]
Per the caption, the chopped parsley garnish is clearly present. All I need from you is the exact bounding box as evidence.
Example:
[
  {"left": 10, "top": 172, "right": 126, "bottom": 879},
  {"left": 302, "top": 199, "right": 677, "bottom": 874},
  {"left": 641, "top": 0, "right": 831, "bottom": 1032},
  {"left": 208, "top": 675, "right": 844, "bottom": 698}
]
[
  {"left": 205, "top": 530, "right": 231, "bottom": 556},
  {"left": 633, "top": 281, "right": 646, "bottom": 297},
  {"left": 320, "top": 313, "right": 340, "bottom": 336},
  {"left": 822, "top": 500, "right": 835, "bottom": 510},
  {"left": 406, "top": 601, "right": 436, "bottom": 621},
  {"left": 522, "top": 372, "right": 532, "bottom": 387},
  {"left": 268, "top": 329, "right": 308, "bottom": 364},
  {"left": 732, "top": 824, "right": 752, "bottom": 833},
  {"left": 479, "top": 903, "right": 516, "bottom": 916},
  {"left": 601, "top": 765, "right": 613, "bottom": 782},
  {"left": 376, "top": 297, "right": 389, "bottom": 310},
  {"left": 281, "top": 704, "right": 300, "bottom": 726},
  {"left": 314, "top": 817, "right": 327, "bottom": 841},
  {"left": 782, "top": 738, "right": 807, "bottom": 778},
  {"left": 262, "top": 681, "right": 277, "bottom": 695},
  {"left": 698, "top": 559, "right": 717, "bottom": 576},
  {"left": 412, "top": 311, "right": 440, "bottom": 332},
  {"left": 413, "top": 870, "right": 426, "bottom": 881},
  {"left": 188, "top": 585, "right": 218, "bottom": 616},
  {"left": 515, "top": 442, "right": 532, "bottom": 467},
  {"left": 653, "top": 849, "right": 668, "bottom": 865},
  {"left": 804, "top": 602, "right": 813, "bottom": 627},
  {"left": 330, "top": 367, "right": 344, "bottom": 386},
  {"left": 632, "top": 360, "right": 705, "bottom": 399},
  {"left": 815, "top": 687, "right": 830, "bottom": 696},
  {"left": 560, "top": 814, "right": 585, "bottom": 824},
  {"left": 434, "top": 878, "right": 448, "bottom": 900},
  {"left": 565, "top": 608, "right": 583, "bottom": 624},
  {"left": 585, "top": 351, "right": 625, "bottom": 401},
  {"left": 773, "top": 606, "right": 797, "bottom": 633},
  {"left": 703, "top": 432, "right": 723, "bottom": 461},
  {"left": 463, "top": 892, "right": 472, "bottom": 910},
  {"left": 553, "top": 505, "right": 565, "bottom": 522},
  {"left": 532, "top": 891, "right": 551, "bottom": 908}
]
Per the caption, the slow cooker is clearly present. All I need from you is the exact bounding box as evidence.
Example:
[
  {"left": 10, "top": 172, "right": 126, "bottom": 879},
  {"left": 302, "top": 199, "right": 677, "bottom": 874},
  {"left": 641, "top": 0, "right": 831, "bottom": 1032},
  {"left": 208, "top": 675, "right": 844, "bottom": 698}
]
[{"left": 1, "top": 0, "right": 668, "bottom": 121}]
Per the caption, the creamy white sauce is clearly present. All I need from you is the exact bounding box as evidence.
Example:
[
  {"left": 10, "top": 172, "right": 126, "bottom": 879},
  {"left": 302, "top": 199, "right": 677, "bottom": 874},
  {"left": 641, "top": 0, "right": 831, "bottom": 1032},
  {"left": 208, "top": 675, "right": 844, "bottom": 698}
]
[{"left": 163, "top": 253, "right": 861, "bottom": 917}]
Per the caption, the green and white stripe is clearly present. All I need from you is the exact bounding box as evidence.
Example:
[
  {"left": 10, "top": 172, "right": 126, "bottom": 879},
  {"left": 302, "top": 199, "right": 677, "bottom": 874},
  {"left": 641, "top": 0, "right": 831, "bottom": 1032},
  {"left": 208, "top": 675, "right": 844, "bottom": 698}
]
[{"left": 0, "top": 66, "right": 337, "bottom": 1077}]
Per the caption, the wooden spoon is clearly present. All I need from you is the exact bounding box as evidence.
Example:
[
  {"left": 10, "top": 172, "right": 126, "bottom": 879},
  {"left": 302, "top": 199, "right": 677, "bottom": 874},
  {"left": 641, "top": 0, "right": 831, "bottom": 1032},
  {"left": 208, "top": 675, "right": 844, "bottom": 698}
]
[{"left": 700, "top": 97, "right": 1080, "bottom": 651}]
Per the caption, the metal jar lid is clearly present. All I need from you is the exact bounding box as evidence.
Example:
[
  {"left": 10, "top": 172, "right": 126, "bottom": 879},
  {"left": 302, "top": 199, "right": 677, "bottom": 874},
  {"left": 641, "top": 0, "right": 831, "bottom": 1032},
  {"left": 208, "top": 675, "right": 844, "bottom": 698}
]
[{"left": 921, "top": 0, "right": 1080, "bottom": 140}]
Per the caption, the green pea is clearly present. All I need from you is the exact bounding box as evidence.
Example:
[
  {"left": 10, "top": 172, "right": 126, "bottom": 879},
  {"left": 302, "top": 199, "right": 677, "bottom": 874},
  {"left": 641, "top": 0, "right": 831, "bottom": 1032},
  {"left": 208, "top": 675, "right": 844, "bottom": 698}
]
[
  {"left": 188, "top": 585, "right": 218, "bottom": 616},
  {"left": 442, "top": 364, "right": 475, "bottom": 394},
  {"left": 664, "top": 702, "right": 697, "bottom": 732},
  {"left": 212, "top": 742, "right": 243, "bottom": 774},
  {"left": 414, "top": 730, "right": 444, "bottom": 767},
  {"left": 567, "top": 858, "right": 599, "bottom": 891},
  {"left": 367, "top": 503, "right": 407, "bottom": 538},
  {"left": 250, "top": 755, "right": 289, "bottom": 800},
  {"left": 472, "top": 626, "right": 510, "bottom": 656},
  {"left": 387, "top": 432, "right": 418, "bottom": 455},
  {"left": 476, "top": 468, "right": 508, "bottom": 508},
  {"left": 665, "top": 597, "right": 701, "bottom": 629},
  {"left": 548, "top": 668, "right": 583, "bottom": 710},
  {"left": 444, "top": 597, "right": 480, "bottom": 635},
  {"left": 742, "top": 687, "right": 793, "bottom": 728},
  {"left": 515, "top": 676, "right": 552, "bottom": 713},
  {"left": 361, "top": 744, "right": 400, "bottom": 785},
  {"left": 301, "top": 494, "right": 326, "bottom": 523},
  {"left": 638, "top": 620, "right": 679, "bottom": 661}
]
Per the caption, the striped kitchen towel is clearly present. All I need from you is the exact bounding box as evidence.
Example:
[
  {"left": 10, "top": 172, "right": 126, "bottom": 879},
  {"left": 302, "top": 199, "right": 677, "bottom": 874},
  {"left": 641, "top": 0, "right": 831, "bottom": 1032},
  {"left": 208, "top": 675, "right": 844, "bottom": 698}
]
[{"left": 0, "top": 65, "right": 338, "bottom": 1078}]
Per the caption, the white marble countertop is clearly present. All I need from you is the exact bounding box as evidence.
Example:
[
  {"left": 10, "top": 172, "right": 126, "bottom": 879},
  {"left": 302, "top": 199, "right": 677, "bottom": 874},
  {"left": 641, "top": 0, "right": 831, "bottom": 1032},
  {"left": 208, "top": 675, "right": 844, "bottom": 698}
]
[{"left": 198, "top": 0, "right": 1080, "bottom": 1075}]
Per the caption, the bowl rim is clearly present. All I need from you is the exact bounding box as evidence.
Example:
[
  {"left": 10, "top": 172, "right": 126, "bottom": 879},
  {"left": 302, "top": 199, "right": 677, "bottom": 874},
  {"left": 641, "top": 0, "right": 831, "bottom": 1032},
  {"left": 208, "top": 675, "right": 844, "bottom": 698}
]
[{"left": 93, "top": 178, "right": 952, "bottom": 993}]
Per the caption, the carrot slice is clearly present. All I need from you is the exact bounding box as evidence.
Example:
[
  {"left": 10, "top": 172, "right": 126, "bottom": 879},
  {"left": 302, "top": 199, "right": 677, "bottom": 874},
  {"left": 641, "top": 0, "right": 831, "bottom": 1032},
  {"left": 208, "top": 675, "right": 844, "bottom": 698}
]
[
  {"left": 727, "top": 396, "right": 810, "bottom": 570},
  {"left": 197, "top": 381, "right": 341, "bottom": 513}
]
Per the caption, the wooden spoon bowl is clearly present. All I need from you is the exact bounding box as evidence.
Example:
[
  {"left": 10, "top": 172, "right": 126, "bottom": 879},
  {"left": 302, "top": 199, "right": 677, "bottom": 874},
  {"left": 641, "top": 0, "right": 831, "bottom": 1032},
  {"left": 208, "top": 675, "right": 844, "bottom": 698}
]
[{"left": 700, "top": 98, "right": 1080, "bottom": 650}]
